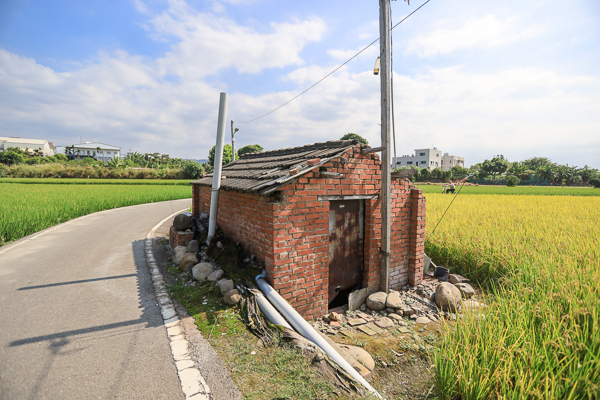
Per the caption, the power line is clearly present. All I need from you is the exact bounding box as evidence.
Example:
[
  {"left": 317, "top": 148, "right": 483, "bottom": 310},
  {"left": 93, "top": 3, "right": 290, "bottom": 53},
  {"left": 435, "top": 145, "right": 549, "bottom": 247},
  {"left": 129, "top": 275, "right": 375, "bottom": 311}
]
[{"left": 238, "top": 0, "right": 433, "bottom": 124}]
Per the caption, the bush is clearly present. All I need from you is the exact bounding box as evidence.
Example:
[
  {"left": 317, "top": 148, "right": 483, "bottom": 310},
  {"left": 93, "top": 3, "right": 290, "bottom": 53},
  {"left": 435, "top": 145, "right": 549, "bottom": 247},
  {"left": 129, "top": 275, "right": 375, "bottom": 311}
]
[
  {"left": 589, "top": 177, "right": 600, "bottom": 188},
  {"left": 182, "top": 161, "right": 205, "bottom": 179},
  {"left": 506, "top": 175, "right": 520, "bottom": 187}
]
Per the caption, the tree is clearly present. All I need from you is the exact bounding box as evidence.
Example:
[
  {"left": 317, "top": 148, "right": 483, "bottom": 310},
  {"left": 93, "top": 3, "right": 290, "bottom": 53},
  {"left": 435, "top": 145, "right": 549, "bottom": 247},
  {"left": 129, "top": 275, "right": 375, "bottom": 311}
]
[
  {"left": 522, "top": 157, "right": 552, "bottom": 171},
  {"left": 481, "top": 155, "right": 509, "bottom": 176},
  {"left": 0, "top": 150, "right": 24, "bottom": 166},
  {"left": 506, "top": 175, "right": 520, "bottom": 187},
  {"left": 237, "top": 144, "right": 263, "bottom": 158},
  {"left": 450, "top": 165, "right": 470, "bottom": 180},
  {"left": 208, "top": 144, "right": 233, "bottom": 167},
  {"left": 340, "top": 133, "right": 368, "bottom": 145}
]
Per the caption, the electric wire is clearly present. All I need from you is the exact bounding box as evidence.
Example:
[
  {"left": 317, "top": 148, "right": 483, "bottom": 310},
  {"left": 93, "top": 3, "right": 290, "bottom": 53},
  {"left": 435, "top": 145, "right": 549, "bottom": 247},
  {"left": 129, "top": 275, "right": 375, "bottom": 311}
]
[
  {"left": 237, "top": 0, "right": 433, "bottom": 124},
  {"left": 429, "top": 181, "right": 467, "bottom": 237}
]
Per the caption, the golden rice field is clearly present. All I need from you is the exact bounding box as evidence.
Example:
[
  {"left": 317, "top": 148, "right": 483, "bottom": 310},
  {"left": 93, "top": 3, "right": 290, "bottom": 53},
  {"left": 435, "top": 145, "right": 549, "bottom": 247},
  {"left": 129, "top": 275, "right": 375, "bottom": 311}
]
[
  {"left": 0, "top": 183, "right": 192, "bottom": 246},
  {"left": 424, "top": 194, "right": 600, "bottom": 399}
]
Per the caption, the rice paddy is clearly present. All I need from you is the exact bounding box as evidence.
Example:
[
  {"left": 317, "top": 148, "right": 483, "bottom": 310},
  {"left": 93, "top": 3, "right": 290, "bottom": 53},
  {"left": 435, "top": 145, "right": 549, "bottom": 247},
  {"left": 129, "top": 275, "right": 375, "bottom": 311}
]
[
  {"left": 424, "top": 193, "right": 600, "bottom": 399},
  {"left": 417, "top": 184, "right": 600, "bottom": 196},
  {"left": 0, "top": 182, "right": 192, "bottom": 246}
]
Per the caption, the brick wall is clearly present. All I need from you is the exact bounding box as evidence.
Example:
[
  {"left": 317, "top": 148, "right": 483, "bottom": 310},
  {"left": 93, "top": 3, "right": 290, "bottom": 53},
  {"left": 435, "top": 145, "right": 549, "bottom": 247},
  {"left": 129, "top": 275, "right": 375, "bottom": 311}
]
[
  {"left": 191, "top": 144, "right": 426, "bottom": 318},
  {"left": 169, "top": 226, "right": 195, "bottom": 248}
]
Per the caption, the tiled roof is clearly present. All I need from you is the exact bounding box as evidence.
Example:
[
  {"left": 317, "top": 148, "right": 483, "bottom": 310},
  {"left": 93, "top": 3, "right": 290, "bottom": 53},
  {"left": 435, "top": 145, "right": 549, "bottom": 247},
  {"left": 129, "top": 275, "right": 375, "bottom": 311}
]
[{"left": 192, "top": 140, "right": 361, "bottom": 195}]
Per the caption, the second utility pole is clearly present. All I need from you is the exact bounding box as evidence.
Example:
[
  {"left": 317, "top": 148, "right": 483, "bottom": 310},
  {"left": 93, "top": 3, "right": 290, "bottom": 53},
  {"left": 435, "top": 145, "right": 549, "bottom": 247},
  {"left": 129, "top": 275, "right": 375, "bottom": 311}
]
[{"left": 379, "top": 0, "right": 392, "bottom": 293}]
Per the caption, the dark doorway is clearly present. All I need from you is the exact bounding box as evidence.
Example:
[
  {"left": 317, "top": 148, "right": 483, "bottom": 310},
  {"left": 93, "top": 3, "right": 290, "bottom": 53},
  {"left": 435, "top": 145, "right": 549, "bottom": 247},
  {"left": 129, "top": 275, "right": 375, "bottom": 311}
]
[{"left": 328, "top": 200, "right": 364, "bottom": 307}]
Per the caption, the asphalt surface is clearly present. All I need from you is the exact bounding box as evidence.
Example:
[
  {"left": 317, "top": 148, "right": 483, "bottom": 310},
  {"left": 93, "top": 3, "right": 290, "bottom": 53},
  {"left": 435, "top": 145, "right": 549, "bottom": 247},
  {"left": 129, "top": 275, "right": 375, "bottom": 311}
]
[{"left": 0, "top": 199, "right": 191, "bottom": 400}]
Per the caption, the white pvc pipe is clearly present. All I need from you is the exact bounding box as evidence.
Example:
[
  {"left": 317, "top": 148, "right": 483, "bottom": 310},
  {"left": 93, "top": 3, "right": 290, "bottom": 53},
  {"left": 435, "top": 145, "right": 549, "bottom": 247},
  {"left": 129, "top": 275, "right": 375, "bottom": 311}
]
[
  {"left": 207, "top": 92, "right": 228, "bottom": 245},
  {"left": 256, "top": 277, "right": 383, "bottom": 399},
  {"left": 254, "top": 292, "right": 293, "bottom": 330}
]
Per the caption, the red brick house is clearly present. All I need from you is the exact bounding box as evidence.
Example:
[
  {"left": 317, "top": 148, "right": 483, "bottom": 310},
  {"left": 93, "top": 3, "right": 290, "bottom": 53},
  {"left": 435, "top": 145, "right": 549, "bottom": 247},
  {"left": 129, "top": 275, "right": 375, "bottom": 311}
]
[{"left": 192, "top": 139, "right": 425, "bottom": 318}]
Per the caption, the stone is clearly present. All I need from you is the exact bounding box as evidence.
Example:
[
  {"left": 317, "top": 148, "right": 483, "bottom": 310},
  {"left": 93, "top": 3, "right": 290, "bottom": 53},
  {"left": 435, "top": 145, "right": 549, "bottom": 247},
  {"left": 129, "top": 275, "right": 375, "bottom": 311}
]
[
  {"left": 397, "top": 320, "right": 408, "bottom": 327},
  {"left": 356, "top": 312, "right": 374, "bottom": 322},
  {"left": 388, "top": 313, "right": 403, "bottom": 321},
  {"left": 364, "top": 322, "right": 384, "bottom": 334},
  {"left": 357, "top": 325, "right": 377, "bottom": 336},
  {"left": 173, "top": 214, "right": 192, "bottom": 231},
  {"left": 416, "top": 316, "right": 431, "bottom": 324},
  {"left": 385, "top": 291, "right": 404, "bottom": 309},
  {"left": 386, "top": 307, "right": 395, "bottom": 313},
  {"left": 328, "top": 312, "right": 341, "bottom": 321},
  {"left": 329, "top": 321, "right": 340, "bottom": 327},
  {"left": 462, "top": 299, "right": 481, "bottom": 311},
  {"left": 180, "top": 253, "right": 198, "bottom": 273},
  {"left": 375, "top": 317, "right": 394, "bottom": 329},
  {"left": 192, "top": 262, "right": 214, "bottom": 281},
  {"left": 187, "top": 240, "right": 200, "bottom": 254},
  {"left": 366, "top": 292, "right": 387, "bottom": 311},
  {"left": 339, "top": 344, "right": 375, "bottom": 371},
  {"left": 454, "top": 283, "right": 475, "bottom": 299},
  {"left": 172, "top": 246, "right": 188, "bottom": 265},
  {"left": 360, "top": 304, "right": 367, "bottom": 311},
  {"left": 449, "top": 274, "right": 469, "bottom": 284},
  {"left": 224, "top": 289, "right": 241, "bottom": 305},
  {"left": 207, "top": 269, "right": 224, "bottom": 282},
  {"left": 218, "top": 279, "right": 234, "bottom": 295},
  {"left": 398, "top": 327, "right": 411, "bottom": 333},
  {"left": 216, "top": 241, "right": 223, "bottom": 249},
  {"left": 348, "top": 318, "right": 367, "bottom": 326},
  {"left": 348, "top": 287, "right": 374, "bottom": 311},
  {"left": 435, "top": 282, "right": 462, "bottom": 312},
  {"left": 401, "top": 304, "right": 414, "bottom": 316}
]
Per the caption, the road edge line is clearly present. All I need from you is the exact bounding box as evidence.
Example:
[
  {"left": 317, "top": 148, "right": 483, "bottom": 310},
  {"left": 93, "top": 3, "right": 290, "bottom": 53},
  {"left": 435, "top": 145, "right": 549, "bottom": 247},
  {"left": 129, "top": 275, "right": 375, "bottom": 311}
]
[{"left": 145, "top": 210, "right": 212, "bottom": 400}]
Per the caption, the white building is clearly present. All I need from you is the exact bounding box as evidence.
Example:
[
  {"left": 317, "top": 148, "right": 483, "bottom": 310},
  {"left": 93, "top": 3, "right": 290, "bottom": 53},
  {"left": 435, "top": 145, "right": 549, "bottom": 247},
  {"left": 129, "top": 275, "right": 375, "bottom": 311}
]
[
  {"left": 395, "top": 148, "right": 442, "bottom": 168},
  {"left": 56, "top": 142, "right": 121, "bottom": 161},
  {"left": 0, "top": 137, "right": 55, "bottom": 156},
  {"left": 441, "top": 153, "right": 465, "bottom": 171},
  {"left": 395, "top": 148, "right": 465, "bottom": 170}
]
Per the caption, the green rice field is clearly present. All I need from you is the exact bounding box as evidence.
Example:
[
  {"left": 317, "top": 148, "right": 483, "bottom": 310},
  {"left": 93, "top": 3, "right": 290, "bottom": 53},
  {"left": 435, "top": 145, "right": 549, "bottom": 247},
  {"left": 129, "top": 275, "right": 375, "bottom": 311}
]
[
  {"left": 0, "top": 178, "right": 191, "bottom": 185},
  {"left": 425, "top": 192, "right": 600, "bottom": 399},
  {"left": 0, "top": 182, "right": 192, "bottom": 246},
  {"left": 417, "top": 184, "right": 599, "bottom": 196}
]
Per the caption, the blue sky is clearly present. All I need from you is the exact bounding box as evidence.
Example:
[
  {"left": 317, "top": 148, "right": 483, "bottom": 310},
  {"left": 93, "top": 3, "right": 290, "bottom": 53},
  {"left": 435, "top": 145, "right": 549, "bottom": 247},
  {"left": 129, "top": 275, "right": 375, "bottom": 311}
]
[{"left": 1, "top": 0, "right": 599, "bottom": 167}]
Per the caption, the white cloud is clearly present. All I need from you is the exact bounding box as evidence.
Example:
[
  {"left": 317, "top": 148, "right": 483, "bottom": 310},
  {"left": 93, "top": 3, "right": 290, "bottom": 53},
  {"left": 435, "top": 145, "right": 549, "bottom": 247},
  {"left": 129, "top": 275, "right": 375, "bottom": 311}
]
[{"left": 406, "top": 15, "right": 544, "bottom": 57}]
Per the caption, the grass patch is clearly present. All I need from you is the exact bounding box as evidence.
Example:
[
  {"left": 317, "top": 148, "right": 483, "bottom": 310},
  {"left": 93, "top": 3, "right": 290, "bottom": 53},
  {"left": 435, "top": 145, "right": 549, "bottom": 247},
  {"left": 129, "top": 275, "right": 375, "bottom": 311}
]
[
  {"left": 424, "top": 193, "right": 600, "bottom": 399},
  {"left": 416, "top": 184, "right": 599, "bottom": 196},
  {"left": 0, "top": 183, "right": 191, "bottom": 245},
  {"left": 167, "top": 278, "right": 338, "bottom": 399}
]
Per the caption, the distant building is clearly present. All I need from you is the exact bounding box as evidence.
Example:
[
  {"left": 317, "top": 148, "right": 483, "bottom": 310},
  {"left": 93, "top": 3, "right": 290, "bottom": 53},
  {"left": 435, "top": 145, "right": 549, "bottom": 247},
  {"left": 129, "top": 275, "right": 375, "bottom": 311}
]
[
  {"left": 0, "top": 137, "right": 55, "bottom": 156},
  {"left": 56, "top": 142, "right": 121, "bottom": 161},
  {"left": 441, "top": 153, "right": 465, "bottom": 171},
  {"left": 395, "top": 148, "right": 465, "bottom": 171}
]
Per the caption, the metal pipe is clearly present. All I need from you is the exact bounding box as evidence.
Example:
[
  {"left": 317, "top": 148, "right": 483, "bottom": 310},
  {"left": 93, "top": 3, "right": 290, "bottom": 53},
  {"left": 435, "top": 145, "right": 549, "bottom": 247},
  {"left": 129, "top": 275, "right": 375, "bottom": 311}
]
[
  {"left": 255, "top": 276, "right": 383, "bottom": 399},
  {"left": 207, "top": 92, "right": 228, "bottom": 245}
]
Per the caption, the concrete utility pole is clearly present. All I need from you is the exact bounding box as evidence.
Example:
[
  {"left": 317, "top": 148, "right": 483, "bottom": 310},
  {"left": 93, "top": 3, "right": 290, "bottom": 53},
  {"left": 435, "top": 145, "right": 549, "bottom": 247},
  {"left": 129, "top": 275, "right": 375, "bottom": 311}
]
[
  {"left": 231, "top": 120, "right": 238, "bottom": 162},
  {"left": 379, "top": 0, "right": 392, "bottom": 293}
]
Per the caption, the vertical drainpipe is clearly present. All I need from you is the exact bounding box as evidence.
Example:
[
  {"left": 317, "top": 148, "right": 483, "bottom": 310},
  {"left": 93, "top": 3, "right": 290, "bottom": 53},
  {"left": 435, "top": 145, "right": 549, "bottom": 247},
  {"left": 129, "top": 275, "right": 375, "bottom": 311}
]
[{"left": 207, "top": 92, "right": 228, "bottom": 246}]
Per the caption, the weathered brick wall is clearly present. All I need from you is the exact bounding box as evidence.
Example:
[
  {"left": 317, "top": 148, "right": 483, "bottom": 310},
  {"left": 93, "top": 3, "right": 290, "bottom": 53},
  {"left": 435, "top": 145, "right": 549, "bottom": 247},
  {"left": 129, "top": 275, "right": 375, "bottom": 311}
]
[
  {"left": 190, "top": 144, "right": 425, "bottom": 319},
  {"left": 193, "top": 185, "right": 274, "bottom": 266}
]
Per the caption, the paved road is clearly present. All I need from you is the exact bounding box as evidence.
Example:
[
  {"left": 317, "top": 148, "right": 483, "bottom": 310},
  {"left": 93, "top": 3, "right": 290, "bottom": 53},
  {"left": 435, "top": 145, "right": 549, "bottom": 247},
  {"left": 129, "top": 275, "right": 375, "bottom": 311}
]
[{"left": 0, "top": 199, "right": 191, "bottom": 400}]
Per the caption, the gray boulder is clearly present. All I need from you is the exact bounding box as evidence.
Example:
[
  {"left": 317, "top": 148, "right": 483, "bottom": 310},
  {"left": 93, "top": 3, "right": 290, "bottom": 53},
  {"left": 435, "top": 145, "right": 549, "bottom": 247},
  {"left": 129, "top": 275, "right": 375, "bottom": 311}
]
[
  {"left": 192, "top": 262, "right": 214, "bottom": 281},
  {"left": 449, "top": 274, "right": 469, "bottom": 284},
  {"left": 218, "top": 279, "right": 234, "bottom": 295},
  {"left": 454, "top": 283, "right": 475, "bottom": 299},
  {"left": 180, "top": 253, "right": 198, "bottom": 273},
  {"left": 173, "top": 214, "right": 192, "bottom": 231},
  {"left": 172, "top": 246, "right": 188, "bottom": 265},
  {"left": 415, "top": 316, "right": 431, "bottom": 324},
  {"left": 207, "top": 269, "right": 224, "bottom": 282},
  {"left": 366, "top": 292, "right": 387, "bottom": 311},
  {"left": 385, "top": 292, "right": 404, "bottom": 309},
  {"left": 224, "top": 289, "right": 241, "bottom": 305},
  {"left": 435, "top": 282, "right": 462, "bottom": 312},
  {"left": 187, "top": 240, "right": 200, "bottom": 254}
]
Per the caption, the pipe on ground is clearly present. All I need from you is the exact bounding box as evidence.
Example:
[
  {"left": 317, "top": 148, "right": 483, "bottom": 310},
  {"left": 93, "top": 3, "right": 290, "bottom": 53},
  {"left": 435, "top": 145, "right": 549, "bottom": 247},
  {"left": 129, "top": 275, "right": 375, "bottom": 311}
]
[
  {"left": 207, "top": 92, "right": 228, "bottom": 245},
  {"left": 255, "top": 276, "right": 383, "bottom": 399}
]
